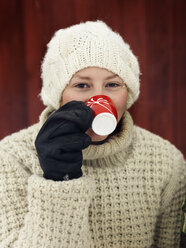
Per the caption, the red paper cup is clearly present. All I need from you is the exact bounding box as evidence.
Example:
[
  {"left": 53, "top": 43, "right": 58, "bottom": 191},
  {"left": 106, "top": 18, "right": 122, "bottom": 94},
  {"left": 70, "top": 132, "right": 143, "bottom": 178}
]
[{"left": 86, "top": 95, "right": 118, "bottom": 136}]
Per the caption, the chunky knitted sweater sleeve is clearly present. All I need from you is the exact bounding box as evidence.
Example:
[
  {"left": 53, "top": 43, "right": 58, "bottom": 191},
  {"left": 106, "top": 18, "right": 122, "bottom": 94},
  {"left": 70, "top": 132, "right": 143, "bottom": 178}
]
[
  {"left": 0, "top": 126, "right": 95, "bottom": 248},
  {"left": 153, "top": 153, "right": 186, "bottom": 247}
]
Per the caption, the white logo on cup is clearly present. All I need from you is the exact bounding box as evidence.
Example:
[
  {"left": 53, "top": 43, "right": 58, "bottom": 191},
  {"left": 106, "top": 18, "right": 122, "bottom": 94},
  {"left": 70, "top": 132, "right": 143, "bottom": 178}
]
[{"left": 86, "top": 97, "right": 113, "bottom": 115}]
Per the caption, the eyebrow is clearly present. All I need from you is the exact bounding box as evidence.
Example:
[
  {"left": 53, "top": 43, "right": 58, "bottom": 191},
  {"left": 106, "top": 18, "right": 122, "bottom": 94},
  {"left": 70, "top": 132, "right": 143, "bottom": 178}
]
[{"left": 74, "top": 74, "right": 119, "bottom": 80}]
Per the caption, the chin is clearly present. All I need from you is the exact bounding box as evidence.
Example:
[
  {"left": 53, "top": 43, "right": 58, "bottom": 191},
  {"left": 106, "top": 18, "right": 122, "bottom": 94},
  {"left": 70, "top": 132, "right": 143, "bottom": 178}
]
[{"left": 86, "top": 128, "right": 108, "bottom": 142}]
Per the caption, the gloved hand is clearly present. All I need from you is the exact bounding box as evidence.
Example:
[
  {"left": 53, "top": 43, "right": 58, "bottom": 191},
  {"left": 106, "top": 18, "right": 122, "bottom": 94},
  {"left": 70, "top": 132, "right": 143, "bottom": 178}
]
[{"left": 35, "top": 101, "right": 94, "bottom": 181}]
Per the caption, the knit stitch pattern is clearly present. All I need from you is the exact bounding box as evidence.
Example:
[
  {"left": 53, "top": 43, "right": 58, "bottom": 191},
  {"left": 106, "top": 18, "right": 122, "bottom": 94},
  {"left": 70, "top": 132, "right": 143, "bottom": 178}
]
[
  {"left": 41, "top": 21, "right": 140, "bottom": 110},
  {"left": 0, "top": 111, "right": 186, "bottom": 248}
]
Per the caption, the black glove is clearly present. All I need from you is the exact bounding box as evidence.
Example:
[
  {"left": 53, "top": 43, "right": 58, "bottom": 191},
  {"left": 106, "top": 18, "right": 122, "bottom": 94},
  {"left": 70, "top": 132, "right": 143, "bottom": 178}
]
[{"left": 35, "top": 101, "right": 94, "bottom": 181}]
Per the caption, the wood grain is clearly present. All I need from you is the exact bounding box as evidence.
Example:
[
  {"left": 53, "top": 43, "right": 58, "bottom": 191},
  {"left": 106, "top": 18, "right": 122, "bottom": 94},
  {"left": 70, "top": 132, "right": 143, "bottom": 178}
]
[{"left": 0, "top": 0, "right": 185, "bottom": 156}]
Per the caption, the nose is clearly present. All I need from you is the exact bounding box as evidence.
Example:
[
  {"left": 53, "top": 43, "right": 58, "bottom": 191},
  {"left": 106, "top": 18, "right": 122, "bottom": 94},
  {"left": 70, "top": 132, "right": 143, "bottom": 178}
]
[
  {"left": 84, "top": 84, "right": 108, "bottom": 103},
  {"left": 90, "top": 85, "right": 104, "bottom": 97}
]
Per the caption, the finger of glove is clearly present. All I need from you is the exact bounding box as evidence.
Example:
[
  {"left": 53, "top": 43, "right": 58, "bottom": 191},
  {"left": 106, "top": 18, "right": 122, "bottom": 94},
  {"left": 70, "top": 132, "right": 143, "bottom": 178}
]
[
  {"left": 40, "top": 101, "right": 93, "bottom": 136},
  {"left": 36, "top": 120, "right": 81, "bottom": 145},
  {"left": 36, "top": 101, "right": 93, "bottom": 141},
  {"left": 37, "top": 133, "right": 91, "bottom": 160},
  {"left": 53, "top": 132, "right": 91, "bottom": 151},
  {"left": 51, "top": 101, "right": 93, "bottom": 133},
  {"left": 44, "top": 101, "right": 93, "bottom": 132}
]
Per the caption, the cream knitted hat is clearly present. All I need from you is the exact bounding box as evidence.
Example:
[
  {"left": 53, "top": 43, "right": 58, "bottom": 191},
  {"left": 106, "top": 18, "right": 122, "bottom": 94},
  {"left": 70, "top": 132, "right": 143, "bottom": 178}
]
[{"left": 41, "top": 20, "right": 140, "bottom": 109}]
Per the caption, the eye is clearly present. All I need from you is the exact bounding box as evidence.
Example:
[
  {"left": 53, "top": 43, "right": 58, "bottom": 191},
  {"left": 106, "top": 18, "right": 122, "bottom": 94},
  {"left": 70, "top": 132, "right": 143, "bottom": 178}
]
[
  {"left": 75, "top": 83, "right": 90, "bottom": 89},
  {"left": 106, "top": 82, "right": 121, "bottom": 88}
]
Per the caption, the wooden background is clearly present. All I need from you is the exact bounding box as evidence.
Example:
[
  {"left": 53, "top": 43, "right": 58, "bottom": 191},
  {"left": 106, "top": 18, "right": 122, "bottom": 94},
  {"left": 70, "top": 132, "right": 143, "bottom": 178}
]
[{"left": 0, "top": 0, "right": 185, "bottom": 157}]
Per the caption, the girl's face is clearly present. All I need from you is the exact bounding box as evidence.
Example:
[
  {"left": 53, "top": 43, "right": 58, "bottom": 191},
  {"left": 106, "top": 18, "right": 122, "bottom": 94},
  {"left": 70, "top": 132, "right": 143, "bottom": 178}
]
[{"left": 61, "top": 67, "right": 128, "bottom": 142}]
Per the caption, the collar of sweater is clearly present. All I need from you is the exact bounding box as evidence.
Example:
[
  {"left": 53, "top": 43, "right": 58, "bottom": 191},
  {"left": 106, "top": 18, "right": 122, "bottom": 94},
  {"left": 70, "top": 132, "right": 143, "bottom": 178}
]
[
  {"left": 39, "top": 106, "right": 134, "bottom": 161},
  {"left": 83, "top": 111, "right": 133, "bottom": 160}
]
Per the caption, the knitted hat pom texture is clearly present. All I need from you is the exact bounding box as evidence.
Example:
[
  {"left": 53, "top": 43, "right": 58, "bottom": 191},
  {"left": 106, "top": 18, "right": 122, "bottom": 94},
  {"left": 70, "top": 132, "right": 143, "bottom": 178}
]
[{"left": 41, "top": 20, "right": 140, "bottom": 110}]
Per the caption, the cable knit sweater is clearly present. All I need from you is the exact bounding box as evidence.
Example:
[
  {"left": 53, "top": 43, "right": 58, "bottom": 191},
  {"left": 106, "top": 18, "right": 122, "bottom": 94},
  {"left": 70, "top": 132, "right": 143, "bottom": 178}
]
[{"left": 0, "top": 108, "right": 186, "bottom": 248}]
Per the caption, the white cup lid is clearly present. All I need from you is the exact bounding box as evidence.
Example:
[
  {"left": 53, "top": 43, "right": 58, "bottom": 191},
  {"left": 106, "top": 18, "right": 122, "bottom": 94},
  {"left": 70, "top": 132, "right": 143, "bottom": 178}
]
[{"left": 92, "top": 113, "right": 117, "bottom": 136}]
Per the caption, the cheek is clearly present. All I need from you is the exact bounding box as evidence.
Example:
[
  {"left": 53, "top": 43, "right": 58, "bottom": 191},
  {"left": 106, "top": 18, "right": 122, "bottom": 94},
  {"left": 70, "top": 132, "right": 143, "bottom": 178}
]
[
  {"left": 113, "top": 91, "right": 128, "bottom": 122},
  {"left": 61, "top": 92, "right": 74, "bottom": 105},
  {"left": 61, "top": 90, "right": 85, "bottom": 106}
]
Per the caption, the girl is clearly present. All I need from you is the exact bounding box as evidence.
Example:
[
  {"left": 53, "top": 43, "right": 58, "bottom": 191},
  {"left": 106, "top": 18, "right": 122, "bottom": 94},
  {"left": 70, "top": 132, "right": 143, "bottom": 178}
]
[{"left": 0, "top": 20, "right": 186, "bottom": 248}]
